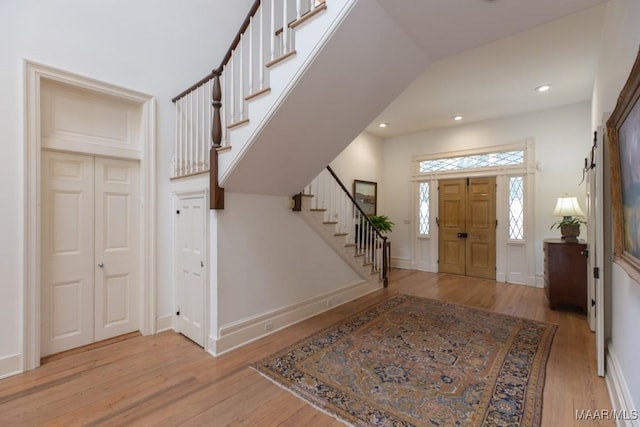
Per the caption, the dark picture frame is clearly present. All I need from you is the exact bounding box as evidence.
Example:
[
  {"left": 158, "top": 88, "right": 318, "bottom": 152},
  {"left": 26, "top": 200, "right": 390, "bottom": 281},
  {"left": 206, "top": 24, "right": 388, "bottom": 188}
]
[
  {"left": 353, "top": 180, "right": 377, "bottom": 216},
  {"left": 607, "top": 46, "right": 640, "bottom": 283}
]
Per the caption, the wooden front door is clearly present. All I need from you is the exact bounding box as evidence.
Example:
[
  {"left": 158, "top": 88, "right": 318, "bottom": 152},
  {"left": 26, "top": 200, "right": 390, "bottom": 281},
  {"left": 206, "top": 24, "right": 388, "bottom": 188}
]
[{"left": 438, "top": 177, "right": 496, "bottom": 279}]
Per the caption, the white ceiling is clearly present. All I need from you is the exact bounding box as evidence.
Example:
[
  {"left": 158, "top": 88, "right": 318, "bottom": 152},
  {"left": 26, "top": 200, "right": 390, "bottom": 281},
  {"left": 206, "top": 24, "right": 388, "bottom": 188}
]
[{"left": 367, "top": 0, "right": 608, "bottom": 138}]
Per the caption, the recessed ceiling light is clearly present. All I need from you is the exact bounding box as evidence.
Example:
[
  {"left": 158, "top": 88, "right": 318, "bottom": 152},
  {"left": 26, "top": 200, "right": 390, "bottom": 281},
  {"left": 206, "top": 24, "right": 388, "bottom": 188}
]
[
  {"left": 451, "top": 115, "right": 463, "bottom": 121},
  {"left": 378, "top": 122, "right": 388, "bottom": 128},
  {"left": 535, "top": 84, "right": 551, "bottom": 93}
]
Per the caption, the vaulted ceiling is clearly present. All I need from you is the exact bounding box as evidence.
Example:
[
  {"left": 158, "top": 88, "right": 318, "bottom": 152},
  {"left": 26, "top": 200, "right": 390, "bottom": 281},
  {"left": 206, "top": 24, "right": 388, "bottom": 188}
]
[{"left": 367, "top": 0, "right": 608, "bottom": 137}]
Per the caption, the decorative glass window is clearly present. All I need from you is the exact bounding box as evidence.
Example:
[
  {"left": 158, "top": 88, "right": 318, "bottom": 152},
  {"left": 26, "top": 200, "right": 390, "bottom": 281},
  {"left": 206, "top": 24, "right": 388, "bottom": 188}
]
[
  {"left": 419, "top": 150, "right": 524, "bottom": 173},
  {"left": 418, "top": 182, "right": 430, "bottom": 235},
  {"left": 509, "top": 176, "right": 524, "bottom": 240}
]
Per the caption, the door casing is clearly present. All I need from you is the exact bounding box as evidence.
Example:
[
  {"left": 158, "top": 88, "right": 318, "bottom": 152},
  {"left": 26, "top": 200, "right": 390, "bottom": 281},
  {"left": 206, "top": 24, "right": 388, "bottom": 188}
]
[{"left": 24, "top": 61, "right": 156, "bottom": 370}]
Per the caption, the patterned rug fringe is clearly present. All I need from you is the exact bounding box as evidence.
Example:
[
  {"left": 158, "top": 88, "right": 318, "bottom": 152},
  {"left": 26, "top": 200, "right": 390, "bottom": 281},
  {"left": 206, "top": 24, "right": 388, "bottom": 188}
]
[{"left": 250, "top": 366, "right": 353, "bottom": 426}]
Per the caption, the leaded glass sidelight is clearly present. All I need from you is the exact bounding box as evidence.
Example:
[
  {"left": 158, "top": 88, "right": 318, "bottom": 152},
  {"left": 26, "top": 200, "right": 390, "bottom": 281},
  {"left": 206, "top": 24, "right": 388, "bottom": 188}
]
[
  {"left": 509, "top": 176, "right": 524, "bottom": 240},
  {"left": 418, "top": 182, "right": 430, "bottom": 235}
]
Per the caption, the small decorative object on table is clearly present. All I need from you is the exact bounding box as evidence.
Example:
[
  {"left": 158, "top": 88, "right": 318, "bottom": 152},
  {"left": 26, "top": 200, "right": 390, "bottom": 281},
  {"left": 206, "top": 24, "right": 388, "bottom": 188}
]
[{"left": 551, "top": 194, "right": 586, "bottom": 243}]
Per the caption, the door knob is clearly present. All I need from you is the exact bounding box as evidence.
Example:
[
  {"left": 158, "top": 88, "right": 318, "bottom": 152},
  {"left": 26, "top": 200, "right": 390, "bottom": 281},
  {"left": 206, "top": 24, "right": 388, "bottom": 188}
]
[{"left": 98, "top": 263, "right": 104, "bottom": 268}]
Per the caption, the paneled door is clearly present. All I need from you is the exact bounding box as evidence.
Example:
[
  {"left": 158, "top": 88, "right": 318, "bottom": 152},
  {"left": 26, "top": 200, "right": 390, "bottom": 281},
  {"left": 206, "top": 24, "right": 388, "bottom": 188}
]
[
  {"left": 438, "top": 177, "right": 496, "bottom": 279},
  {"left": 175, "top": 195, "right": 206, "bottom": 347},
  {"left": 41, "top": 151, "right": 139, "bottom": 357}
]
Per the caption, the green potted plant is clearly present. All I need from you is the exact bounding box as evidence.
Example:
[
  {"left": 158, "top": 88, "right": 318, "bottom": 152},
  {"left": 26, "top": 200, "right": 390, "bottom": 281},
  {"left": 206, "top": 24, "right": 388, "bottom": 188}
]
[
  {"left": 550, "top": 217, "right": 587, "bottom": 243},
  {"left": 368, "top": 215, "right": 395, "bottom": 233}
]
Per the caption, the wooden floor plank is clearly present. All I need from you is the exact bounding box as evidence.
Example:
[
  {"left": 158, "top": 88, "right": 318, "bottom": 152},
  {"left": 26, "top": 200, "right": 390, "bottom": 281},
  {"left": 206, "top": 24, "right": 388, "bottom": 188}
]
[{"left": 0, "top": 270, "right": 613, "bottom": 426}]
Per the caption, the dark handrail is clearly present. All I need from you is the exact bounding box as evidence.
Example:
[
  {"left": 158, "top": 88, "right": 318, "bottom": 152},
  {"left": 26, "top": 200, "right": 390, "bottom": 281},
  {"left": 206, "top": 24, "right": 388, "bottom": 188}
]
[
  {"left": 325, "top": 165, "right": 389, "bottom": 286},
  {"left": 172, "top": 72, "right": 215, "bottom": 103},
  {"left": 325, "top": 166, "right": 386, "bottom": 240},
  {"left": 214, "top": 0, "right": 262, "bottom": 74},
  {"left": 172, "top": 0, "right": 261, "bottom": 103}
]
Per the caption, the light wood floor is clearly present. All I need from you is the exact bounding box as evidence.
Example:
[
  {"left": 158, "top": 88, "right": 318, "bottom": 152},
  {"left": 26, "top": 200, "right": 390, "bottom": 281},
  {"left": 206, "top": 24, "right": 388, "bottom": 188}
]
[{"left": 0, "top": 270, "right": 613, "bottom": 426}]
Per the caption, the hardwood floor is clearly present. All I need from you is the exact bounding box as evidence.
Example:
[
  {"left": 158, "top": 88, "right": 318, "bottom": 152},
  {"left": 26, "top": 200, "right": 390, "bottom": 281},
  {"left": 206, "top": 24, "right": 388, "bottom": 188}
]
[{"left": 0, "top": 270, "right": 613, "bottom": 426}]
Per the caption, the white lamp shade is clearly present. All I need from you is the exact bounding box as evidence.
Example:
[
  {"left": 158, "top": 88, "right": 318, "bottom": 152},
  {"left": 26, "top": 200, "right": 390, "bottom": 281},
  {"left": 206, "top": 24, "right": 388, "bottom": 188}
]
[{"left": 552, "top": 196, "right": 585, "bottom": 217}]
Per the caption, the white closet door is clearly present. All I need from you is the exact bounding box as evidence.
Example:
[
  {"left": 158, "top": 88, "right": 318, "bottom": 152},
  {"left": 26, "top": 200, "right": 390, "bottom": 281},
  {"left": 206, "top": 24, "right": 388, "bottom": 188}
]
[
  {"left": 41, "top": 151, "right": 95, "bottom": 357},
  {"left": 94, "top": 157, "right": 140, "bottom": 341},
  {"left": 176, "top": 195, "right": 206, "bottom": 347}
]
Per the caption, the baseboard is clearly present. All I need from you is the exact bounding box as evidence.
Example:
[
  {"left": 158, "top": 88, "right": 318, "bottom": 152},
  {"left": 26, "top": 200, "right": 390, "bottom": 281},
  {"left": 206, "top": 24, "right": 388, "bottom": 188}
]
[
  {"left": 209, "top": 280, "right": 379, "bottom": 357},
  {"left": 155, "top": 314, "right": 174, "bottom": 333},
  {"left": 0, "top": 353, "right": 22, "bottom": 380},
  {"left": 606, "top": 345, "right": 640, "bottom": 427},
  {"left": 505, "top": 273, "right": 542, "bottom": 288},
  {"left": 391, "top": 257, "right": 414, "bottom": 270}
]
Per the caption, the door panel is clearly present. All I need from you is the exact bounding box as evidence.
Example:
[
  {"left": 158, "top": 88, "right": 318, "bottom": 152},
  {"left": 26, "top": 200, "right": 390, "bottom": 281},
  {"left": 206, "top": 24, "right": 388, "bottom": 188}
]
[
  {"left": 42, "top": 152, "right": 139, "bottom": 356},
  {"left": 438, "top": 179, "right": 466, "bottom": 275},
  {"left": 438, "top": 177, "right": 496, "bottom": 279},
  {"left": 94, "top": 157, "right": 139, "bottom": 341},
  {"left": 176, "top": 196, "right": 206, "bottom": 347},
  {"left": 41, "top": 151, "right": 94, "bottom": 356},
  {"left": 467, "top": 177, "right": 496, "bottom": 279}
]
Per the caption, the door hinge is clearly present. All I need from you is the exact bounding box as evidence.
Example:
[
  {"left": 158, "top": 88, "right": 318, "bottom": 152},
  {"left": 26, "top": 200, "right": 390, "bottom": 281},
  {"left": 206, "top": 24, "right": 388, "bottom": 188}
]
[
  {"left": 176, "top": 209, "right": 180, "bottom": 215},
  {"left": 176, "top": 309, "right": 180, "bottom": 316},
  {"left": 466, "top": 177, "right": 469, "bottom": 186},
  {"left": 495, "top": 220, "right": 498, "bottom": 228},
  {"left": 591, "top": 299, "right": 596, "bottom": 307},
  {"left": 201, "top": 260, "right": 204, "bottom": 267},
  {"left": 437, "top": 259, "right": 439, "bottom": 264},
  {"left": 435, "top": 217, "right": 439, "bottom": 227},
  {"left": 593, "top": 267, "right": 600, "bottom": 279}
]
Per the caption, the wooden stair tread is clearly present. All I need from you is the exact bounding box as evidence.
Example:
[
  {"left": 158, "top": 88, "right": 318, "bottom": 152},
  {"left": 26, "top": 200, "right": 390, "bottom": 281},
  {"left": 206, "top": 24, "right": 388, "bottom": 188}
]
[
  {"left": 266, "top": 50, "right": 296, "bottom": 68},
  {"left": 334, "top": 232, "right": 347, "bottom": 237},
  {"left": 310, "top": 208, "right": 326, "bottom": 212},
  {"left": 245, "top": 87, "right": 271, "bottom": 101},
  {"left": 323, "top": 221, "right": 338, "bottom": 225},
  {"left": 227, "top": 118, "right": 249, "bottom": 129},
  {"left": 290, "top": 2, "right": 327, "bottom": 30}
]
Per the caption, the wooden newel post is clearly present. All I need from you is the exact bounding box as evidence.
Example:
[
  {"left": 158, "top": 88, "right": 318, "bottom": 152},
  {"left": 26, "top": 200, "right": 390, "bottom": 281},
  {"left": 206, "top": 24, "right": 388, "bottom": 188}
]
[
  {"left": 210, "top": 70, "right": 224, "bottom": 209},
  {"left": 382, "top": 236, "right": 389, "bottom": 287}
]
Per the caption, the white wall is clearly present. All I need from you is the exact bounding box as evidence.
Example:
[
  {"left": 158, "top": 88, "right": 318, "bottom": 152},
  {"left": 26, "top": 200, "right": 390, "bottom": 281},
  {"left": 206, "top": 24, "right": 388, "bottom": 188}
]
[
  {"left": 380, "top": 102, "right": 592, "bottom": 276},
  {"left": 592, "top": 0, "right": 640, "bottom": 410},
  {"left": 0, "top": 0, "right": 253, "bottom": 370},
  {"left": 330, "top": 131, "right": 385, "bottom": 212},
  {"left": 216, "top": 193, "right": 363, "bottom": 326}
]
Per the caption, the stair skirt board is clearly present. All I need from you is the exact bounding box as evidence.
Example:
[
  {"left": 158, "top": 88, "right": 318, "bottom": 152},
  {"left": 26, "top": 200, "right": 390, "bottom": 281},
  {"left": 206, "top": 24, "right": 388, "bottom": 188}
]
[{"left": 208, "top": 280, "right": 380, "bottom": 356}]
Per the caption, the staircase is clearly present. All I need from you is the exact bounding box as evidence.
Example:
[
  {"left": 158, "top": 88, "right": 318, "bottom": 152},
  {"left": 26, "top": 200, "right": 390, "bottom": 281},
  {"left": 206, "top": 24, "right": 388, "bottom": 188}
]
[
  {"left": 171, "top": 0, "right": 427, "bottom": 288},
  {"left": 172, "top": 0, "right": 428, "bottom": 197},
  {"left": 294, "top": 167, "right": 389, "bottom": 286}
]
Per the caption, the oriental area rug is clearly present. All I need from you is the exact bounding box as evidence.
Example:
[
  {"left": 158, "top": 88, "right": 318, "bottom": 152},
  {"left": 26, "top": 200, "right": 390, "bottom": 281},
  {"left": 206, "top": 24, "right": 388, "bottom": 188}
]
[{"left": 252, "top": 294, "right": 557, "bottom": 427}]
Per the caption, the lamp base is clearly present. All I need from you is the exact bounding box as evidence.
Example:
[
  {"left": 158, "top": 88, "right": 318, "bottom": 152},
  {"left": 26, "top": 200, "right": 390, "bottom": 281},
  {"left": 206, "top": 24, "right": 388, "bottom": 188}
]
[{"left": 560, "top": 224, "right": 580, "bottom": 243}]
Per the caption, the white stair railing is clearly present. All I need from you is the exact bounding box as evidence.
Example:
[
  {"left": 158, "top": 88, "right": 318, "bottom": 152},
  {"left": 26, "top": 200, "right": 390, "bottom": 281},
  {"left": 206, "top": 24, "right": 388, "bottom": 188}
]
[
  {"left": 300, "top": 166, "right": 389, "bottom": 285},
  {"left": 171, "top": 0, "right": 325, "bottom": 180}
]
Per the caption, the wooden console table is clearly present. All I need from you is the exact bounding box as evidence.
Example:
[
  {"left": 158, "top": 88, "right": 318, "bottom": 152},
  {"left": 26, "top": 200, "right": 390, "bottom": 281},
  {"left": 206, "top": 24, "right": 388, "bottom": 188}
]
[{"left": 543, "top": 238, "right": 588, "bottom": 313}]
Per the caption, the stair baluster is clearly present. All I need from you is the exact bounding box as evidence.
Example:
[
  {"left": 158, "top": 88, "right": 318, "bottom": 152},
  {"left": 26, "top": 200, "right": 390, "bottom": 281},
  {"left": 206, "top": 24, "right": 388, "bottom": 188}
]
[{"left": 297, "top": 167, "right": 390, "bottom": 286}]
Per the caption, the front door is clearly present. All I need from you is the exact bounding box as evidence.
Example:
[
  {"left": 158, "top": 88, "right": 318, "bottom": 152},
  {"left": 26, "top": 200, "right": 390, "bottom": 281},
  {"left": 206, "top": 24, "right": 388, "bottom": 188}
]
[{"left": 438, "top": 177, "right": 496, "bottom": 279}]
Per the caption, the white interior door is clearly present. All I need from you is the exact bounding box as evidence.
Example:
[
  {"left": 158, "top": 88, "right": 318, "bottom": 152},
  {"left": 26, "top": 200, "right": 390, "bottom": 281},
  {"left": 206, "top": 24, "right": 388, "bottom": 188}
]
[
  {"left": 94, "top": 157, "right": 139, "bottom": 341},
  {"left": 587, "top": 129, "right": 605, "bottom": 377},
  {"left": 175, "top": 195, "right": 206, "bottom": 347},
  {"left": 41, "top": 151, "right": 140, "bottom": 356},
  {"left": 41, "top": 151, "right": 95, "bottom": 356}
]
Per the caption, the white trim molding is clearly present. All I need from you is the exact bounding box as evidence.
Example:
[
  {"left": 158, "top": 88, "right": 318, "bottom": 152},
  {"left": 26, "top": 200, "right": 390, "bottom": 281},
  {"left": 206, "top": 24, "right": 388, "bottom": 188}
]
[
  {"left": 208, "top": 280, "right": 378, "bottom": 357},
  {"left": 24, "top": 60, "right": 156, "bottom": 371},
  {"left": 0, "top": 354, "right": 23, "bottom": 380},
  {"left": 409, "top": 139, "right": 536, "bottom": 285},
  {"left": 606, "top": 344, "right": 640, "bottom": 427},
  {"left": 155, "top": 315, "right": 174, "bottom": 333}
]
